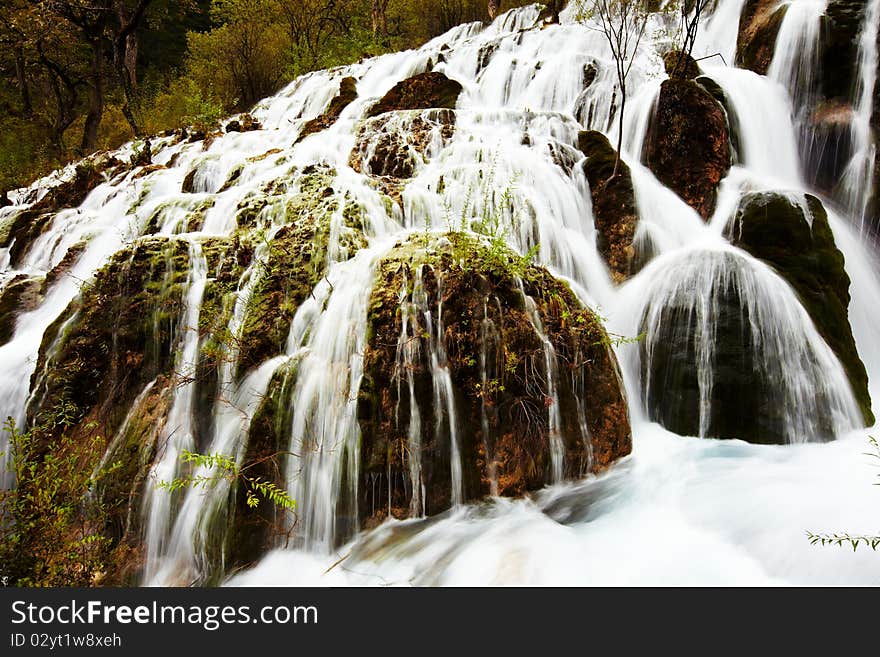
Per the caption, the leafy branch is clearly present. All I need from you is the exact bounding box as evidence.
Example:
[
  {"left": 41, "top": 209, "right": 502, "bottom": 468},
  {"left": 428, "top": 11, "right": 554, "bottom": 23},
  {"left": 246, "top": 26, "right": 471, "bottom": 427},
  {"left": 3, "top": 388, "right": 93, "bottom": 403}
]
[
  {"left": 807, "top": 435, "right": 880, "bottom": 552},
  {"left": 156, "top": 449, "right": 296, "bottom": 512}
]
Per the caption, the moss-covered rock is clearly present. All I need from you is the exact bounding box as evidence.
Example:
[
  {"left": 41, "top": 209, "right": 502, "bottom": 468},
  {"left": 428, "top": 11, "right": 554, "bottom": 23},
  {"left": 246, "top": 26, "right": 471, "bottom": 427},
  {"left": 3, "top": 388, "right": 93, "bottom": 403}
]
[
  {"left": 577, "top": 130, "right": 640, "bottom": 283},
  {"left": 736, "top": 0, "right": 789, "bottom": 75},
  {"left": 296, "top": 77, "right": 358, "bottom": 142},
  {"left": 15, "top": 237, "right": 192, "bottom": 585},
  {"left": 729, "top": 191, "right": 873, "bottom": 424},
  {"left": 640, "top": 251, "right": 794, "bottom": 443},
  {"left": 642, "top": 78, "right": 731, "bottom": 220},
  {"left": 235, "top": 166, "right": 367, "bottom": 374},
  {"left": 366, "top": 72, "right": 462, "bottom": 118},
  {"left": 222, "top": 364, "right": 295, "bottom": 572},
  {"left": 358, "top": 232, "right": 631, "bottom": 527}
]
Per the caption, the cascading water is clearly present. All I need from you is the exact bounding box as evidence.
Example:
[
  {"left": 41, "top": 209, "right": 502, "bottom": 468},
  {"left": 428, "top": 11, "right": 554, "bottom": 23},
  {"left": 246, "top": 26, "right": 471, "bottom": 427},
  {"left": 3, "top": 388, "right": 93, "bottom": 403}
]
[
  {"left": 2, "top": 1, "right": 880, "bottom": 586},
  {"left": 841, "top": 0, "right": 880, "bottom": 230}
]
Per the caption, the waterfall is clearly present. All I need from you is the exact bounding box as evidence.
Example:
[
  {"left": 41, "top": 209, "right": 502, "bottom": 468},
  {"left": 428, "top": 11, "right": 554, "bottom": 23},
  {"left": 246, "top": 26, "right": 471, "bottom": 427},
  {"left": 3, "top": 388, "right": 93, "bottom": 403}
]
[
  {"left": 2, "top": 1, "right": 879, "bottom": 585},
  {"left": 842, "top": 0, "right": 880, "bottom": 230},
  {"left": 143, "top": 240, "right": 207, "bottom": 583}
]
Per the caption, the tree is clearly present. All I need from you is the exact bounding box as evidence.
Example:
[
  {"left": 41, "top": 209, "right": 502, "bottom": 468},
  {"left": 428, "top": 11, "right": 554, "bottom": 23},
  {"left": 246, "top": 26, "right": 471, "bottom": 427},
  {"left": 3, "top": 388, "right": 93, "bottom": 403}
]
[
  {"left": 670, "top": 0, "right": 710, "bottom": 79},
  {"left": 371, "top": 0, "right": 390, "bottom": 37},
  {"left": 576, "top": 0, "right": 649, "bottom": 178},
  {"left": 110, "top": 1, "right": 156, "bottom": 137},
  {"left": 488, "top": 0, "right": 501, "bottom": 20}
]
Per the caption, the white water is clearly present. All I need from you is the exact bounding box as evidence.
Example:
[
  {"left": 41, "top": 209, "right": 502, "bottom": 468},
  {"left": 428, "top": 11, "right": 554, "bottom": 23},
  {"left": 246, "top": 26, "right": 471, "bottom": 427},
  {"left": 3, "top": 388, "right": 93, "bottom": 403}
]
[
  {"left": 841, "top": 0, "right": 880, "bottom": 230},
  {"left": 0, "top": 2, "right": 879, "bottom": 585}
]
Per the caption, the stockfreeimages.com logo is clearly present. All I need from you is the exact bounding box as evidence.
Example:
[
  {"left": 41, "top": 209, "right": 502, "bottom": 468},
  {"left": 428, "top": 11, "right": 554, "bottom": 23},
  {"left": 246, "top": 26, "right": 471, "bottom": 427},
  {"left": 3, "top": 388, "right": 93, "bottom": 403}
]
[{"left": 11, "top": 600, "right": 317, "bottom": 632}]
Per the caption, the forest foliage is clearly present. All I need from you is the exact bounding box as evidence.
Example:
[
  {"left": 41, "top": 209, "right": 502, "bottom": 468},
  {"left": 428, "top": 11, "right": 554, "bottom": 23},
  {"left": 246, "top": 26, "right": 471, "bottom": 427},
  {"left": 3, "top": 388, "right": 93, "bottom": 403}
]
[{"left": 0, "top": 0, "right": 537, "bottom": 194}]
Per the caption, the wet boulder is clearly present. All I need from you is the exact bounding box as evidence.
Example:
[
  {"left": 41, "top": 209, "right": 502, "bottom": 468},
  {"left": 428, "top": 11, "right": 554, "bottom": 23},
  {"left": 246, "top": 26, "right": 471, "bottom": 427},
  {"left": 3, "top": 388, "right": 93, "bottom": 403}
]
[
  {"left": 577, "top": 130, "right": 640, "bottom": 282},
  {"left": 358, "top": 232, "right": 632, "bottom": 527},
  {"left": 821, "top": 0, "right": 869, "bottom": 102},
  {"left": 729, "top": 191, "right": 873, "bottom": 424},
  {"left": 349, "top": 109, "right": 456, "bottom": 179},
  {"left": 736, "top": 0, "right": 789, "bottom": 75},
  {"left": 639, "top": 248, "right": 861, "bottom": 445},
  {"left": 0, "top": 274, "right": 43, "bottom": 345},
  {"left": 642, "top": 79, "right": 731, "bottom": 220},
  {"left": 366, "top": 72, "right": 463, "bottom": 118}
]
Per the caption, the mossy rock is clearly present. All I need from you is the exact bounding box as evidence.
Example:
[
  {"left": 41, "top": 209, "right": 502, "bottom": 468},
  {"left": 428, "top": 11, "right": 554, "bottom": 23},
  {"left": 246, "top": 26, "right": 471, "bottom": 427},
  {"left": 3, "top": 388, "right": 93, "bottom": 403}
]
[
  {"left": 736, "top": 0, "right": 789, "bottom": 75},
  {"left": 577, "top": 130, "right": 640, "bottom": 282},
  {"left": 17, "top": 237, "right": 192, "bottom": 584},
  {"left": 222, "top": 364, "right": 296, "bottom": 573},
  {"left": 729, "top": 191, "right": 873, "bottom": 424},
  {"left": 28, "top": 237, "right": 191, "bottom": 436},
  {"left": 358, "top": 232, "right": 632, "bottom": 528},
  {"left": 640, "top": 251, "right": 796, "bottom": 443},
  {"left": 235, "top": 166, "right": 368, "bottom": 375},
  {"left": 296, "top": 76, "right": 358, "bottom": 142},
  {"left": 366, "top": 72, "right": 463, "bottom": 118},
  {"left": 642, "top": 78, "right": 731, "bottom": 220}
]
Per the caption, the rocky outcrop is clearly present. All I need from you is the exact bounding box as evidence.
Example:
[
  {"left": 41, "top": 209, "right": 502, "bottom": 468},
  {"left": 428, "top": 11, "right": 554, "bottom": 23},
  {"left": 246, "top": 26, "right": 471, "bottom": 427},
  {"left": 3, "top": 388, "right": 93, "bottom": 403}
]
[
  {"left": 366, "top": 71, "right": 463, "bottom": 118},
  {"left": 234, "top": 165, "right": 367, "bottom": 374},
  {"left": 1, "top": 157, "right": 120, "bottom": 266},
  {"left": 642, "top": 79, "right": 731, "bottom": 220},
  {"left": 736, "top": 0, "right": 789, "bottom": 75},
  {"left": 577, "top": 130, "right": 640, "bottom": 282},
  {"left": 729, "top": 191, "right": 873, "bottom": 424},
  {"left": 225, "top": 113, "right": 261, "bottom": 133},
  {"left": 821, "top": 0, "right": 868, "bottom": 102},
  {"left": 349, "top": 109, "right": 456, "bottom": 179},
  {"left": 296, "top": 77, "right": 358, "bottom": 143},
  {"left": 358, "top": 232, "right": 632, "bottom": 527}
]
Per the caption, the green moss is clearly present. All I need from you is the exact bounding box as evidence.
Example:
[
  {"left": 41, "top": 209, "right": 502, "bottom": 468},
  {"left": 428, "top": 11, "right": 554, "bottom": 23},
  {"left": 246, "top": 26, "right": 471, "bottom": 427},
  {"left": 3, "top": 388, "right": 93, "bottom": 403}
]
[{"left": 235, "top": 166, "right": 367, "bottom": 374}]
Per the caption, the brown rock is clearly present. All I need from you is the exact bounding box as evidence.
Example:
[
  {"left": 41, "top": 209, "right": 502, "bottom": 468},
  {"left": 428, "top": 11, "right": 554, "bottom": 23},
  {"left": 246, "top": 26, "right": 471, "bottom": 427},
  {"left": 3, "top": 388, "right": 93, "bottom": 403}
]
[
  {"left": 296, "top": 77, "right": 358, "bottom": 143},
  {"left": 577, "top": 130, "right": 640, "bottom": 282},
  {"left": 736, "top": 0, "right": 789, "bottom": 75},
  {"left": 642, "top": 78, "right": 731, "bottom": 220},
  {"left": 358, "top": 233, "right": 632, "bottom": 527},
  {"left": 366, "top": 71, "right": 463, "bottom": 118}
]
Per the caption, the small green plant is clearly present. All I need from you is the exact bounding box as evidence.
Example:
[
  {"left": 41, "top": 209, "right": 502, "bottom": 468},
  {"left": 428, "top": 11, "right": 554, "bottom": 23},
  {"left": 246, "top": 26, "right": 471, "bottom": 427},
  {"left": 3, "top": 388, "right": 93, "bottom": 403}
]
[
  {"left": 807, "top": 436, "right": 880, "bottom": 552},
  {"left": 0, "top": 416, "right": 120, "bottom": 586},
  {"left": 156, "top": 450, "right": 296, "bottom": 512}
]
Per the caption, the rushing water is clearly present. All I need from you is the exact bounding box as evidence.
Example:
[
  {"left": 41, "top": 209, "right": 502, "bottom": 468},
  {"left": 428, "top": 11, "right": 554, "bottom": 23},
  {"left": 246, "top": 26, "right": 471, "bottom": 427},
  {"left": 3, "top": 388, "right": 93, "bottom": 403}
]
[{"left": 1, "top": 1, "right": 879, "bottom": 585}]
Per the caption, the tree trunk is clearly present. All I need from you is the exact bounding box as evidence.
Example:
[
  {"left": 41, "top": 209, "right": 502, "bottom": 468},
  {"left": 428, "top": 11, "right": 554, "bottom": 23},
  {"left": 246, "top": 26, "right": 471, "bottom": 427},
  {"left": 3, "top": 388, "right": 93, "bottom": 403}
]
[
  {"left": 488, "top": 0, "right": 501, "bottom": 20},
  {"left": 613, "top": 83, "right": 625, "bottom": 179},
  {"left": 14, "top": 46, "right": 32, "bottom": 116},
  {"left": 81, "top": 38, "right": 104, "bottom": 154}
]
